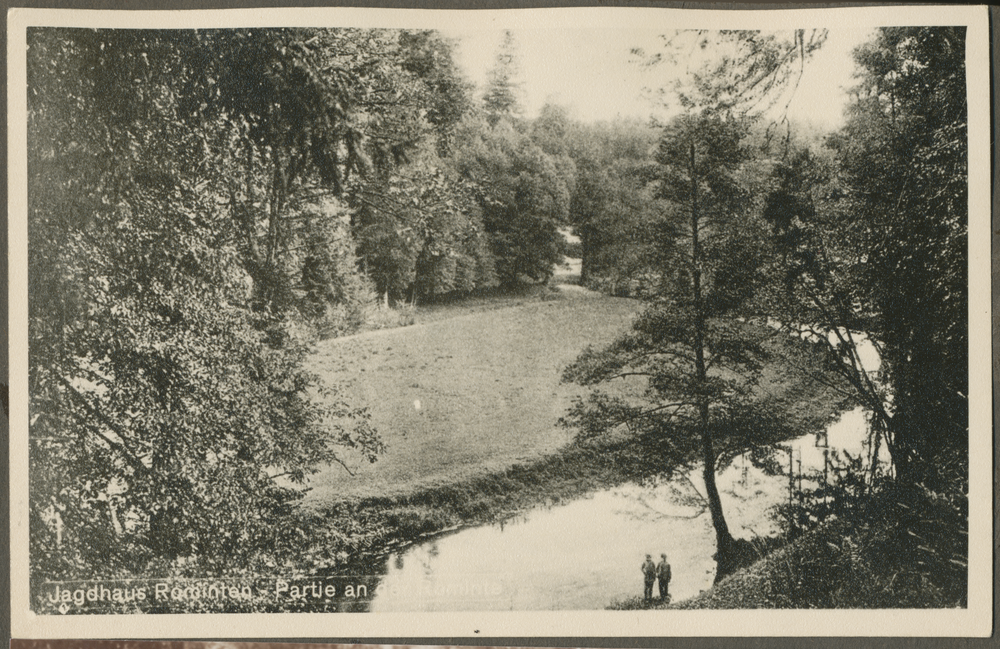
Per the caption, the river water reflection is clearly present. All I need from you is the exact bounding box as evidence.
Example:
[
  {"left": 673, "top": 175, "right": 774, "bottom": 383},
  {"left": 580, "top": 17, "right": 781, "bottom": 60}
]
[{"left": 369, "top": 406, "right": 877, "bottom": 611}]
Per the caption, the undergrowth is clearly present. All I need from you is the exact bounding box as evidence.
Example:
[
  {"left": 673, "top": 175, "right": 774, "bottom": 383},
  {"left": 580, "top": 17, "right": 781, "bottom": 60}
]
[{"left": 615, "top": 454, "right": 969, "bottom": 610}]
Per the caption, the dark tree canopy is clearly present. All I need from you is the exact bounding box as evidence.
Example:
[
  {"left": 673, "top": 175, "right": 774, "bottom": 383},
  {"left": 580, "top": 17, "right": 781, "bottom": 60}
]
[
  {"left": 27, "top": 27, "right": 385, "bottom": 578},
  {"left": 831, "top": 28, "right": 966, "bottom": 483},
  {"left": 759, "top": 27, "right": 968, "bottom": 487}
]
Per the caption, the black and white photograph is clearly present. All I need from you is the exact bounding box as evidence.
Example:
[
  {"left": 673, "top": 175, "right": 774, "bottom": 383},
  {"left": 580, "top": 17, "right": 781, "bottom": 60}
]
[{"left": 8, "top": 3, "right": 992, "bottom": 639}]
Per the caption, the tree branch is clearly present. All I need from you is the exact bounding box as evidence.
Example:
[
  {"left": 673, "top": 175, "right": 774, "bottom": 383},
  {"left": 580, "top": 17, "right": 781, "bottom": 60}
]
[{"left": 55, "top": 373, "right": 151, "bottom": 477}]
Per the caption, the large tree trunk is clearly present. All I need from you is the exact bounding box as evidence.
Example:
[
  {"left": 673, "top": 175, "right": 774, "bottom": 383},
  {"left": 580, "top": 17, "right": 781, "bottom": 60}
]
[
  {"left": 701, "top": 413, "right": 737, "bottom": 579},
  {"left": 690, "top": 140, "right": 737, "bottom": 580}
]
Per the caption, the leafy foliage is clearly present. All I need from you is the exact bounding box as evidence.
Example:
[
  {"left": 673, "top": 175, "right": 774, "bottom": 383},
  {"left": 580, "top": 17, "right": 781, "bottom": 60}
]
[
  {"left": 351, "top": 141, "right": 496, "bottom": 303},
  {"left": 482, "top": 30, "right": 522, "bottom": 127},
  {"left": 397, "top": 30, "right": 475, "bottom": 156},
  {"left": 25, "top": 24, "right": 968, "bottom": 611},
  {"left": 835, "top": 28, "right": 968, "bottom": 484},
  {"left": 564, "top": 111, "right": 769, "bottom": 578},
  {"left": 454, "top": 114, "right": 574, "bottom": 285},
  {"left": 564, "top": 30, "right": 832, "bottom": 580},
  {"left": 343, "top": 29, "right": 496, "bottom": 303},
  {"left": 763, "top": 27, "right": 968, "bottom": 486},
  {"left": 561, "top": 118, "right": 661, "bottom": 293},
  {"left": 27, "top": 28, "right": 384, "bottom": 579}
]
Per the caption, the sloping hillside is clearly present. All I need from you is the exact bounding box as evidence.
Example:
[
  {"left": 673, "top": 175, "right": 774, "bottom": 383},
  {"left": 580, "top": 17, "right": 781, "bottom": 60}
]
[{"left": 301, "top": 284, "right": 639, "bottom": 503}]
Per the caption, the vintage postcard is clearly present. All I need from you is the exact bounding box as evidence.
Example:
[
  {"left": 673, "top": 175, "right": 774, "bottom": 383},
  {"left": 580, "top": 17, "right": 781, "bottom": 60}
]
[{"left": 8, "top": 3, "right": 992, "bottom": 639}]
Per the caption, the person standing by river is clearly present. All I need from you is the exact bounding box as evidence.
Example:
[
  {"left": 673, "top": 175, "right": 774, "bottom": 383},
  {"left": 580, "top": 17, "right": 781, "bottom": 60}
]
[
  {"left": 657, "top": 553, "right": 671, "bottom": 602},
  {"left": 642, "top": 554, "right": 656, "bottom": 600}
]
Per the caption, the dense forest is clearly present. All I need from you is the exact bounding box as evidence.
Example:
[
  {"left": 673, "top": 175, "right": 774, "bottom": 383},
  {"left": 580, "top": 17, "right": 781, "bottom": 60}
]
[{"left": 26, "top": 26, "right": 968, "bottom": 611}]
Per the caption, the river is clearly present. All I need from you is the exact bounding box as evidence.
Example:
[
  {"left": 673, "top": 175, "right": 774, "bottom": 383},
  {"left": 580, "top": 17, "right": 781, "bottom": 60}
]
[{"left": 366, "top": 405, "right": 881, "bottom": 611}]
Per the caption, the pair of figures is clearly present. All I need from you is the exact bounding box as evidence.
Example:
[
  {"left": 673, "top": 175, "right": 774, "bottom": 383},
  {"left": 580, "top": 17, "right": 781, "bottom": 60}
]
[{"left": 642, "top": 553, "right": 671, "bottom": 602}]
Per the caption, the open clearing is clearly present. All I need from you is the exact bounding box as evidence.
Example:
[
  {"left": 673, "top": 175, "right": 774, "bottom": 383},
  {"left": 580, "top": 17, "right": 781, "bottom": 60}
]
[{"left": 301, "top": 281, "right": 639, "bottom": 505}]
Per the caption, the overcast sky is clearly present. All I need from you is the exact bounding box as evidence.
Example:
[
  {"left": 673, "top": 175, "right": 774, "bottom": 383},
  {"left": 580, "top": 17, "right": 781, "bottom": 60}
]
[{"left": 443, "top": 28, "right": 876, "bottom": 130}]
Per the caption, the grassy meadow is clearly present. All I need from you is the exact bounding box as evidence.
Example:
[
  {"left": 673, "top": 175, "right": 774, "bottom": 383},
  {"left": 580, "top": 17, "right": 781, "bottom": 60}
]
[
  {"left": 295, "top": 266, "right": 851, "bottom": 569},
  {"left": 302, "top": 280, "right": 639, "bottom": 504}
]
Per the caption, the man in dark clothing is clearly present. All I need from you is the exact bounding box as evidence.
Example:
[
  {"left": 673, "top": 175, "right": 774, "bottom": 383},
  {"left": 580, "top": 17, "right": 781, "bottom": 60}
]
[
  {"left": 657, "top": 553, "right": 671, "bottom": 601},
  {"left": 642, "top": 554, "right": 656, "bottom": 600}
]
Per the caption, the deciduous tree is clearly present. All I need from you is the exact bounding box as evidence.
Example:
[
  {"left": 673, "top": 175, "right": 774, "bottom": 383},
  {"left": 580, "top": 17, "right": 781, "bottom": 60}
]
[
  {"left": 27, "top": 28, "right": 382, "bottom": 579},
  {"left": 764, "top": 27, "right": 968, "bottom": 486}
]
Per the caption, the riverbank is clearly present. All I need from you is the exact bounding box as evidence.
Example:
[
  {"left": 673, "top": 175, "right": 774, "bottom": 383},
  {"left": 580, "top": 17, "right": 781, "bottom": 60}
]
[
  {"left": 32, "top": 285, "right": 855, "bottom": 615},
  {"left": 609, "top": 472, "right": 968, "bottom": 609},
  {"left": 299, "top": 320, "right": 852, "bottom": 588}
]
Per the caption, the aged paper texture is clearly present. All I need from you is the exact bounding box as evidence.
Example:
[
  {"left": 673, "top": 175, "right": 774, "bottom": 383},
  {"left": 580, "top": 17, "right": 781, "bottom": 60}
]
[{"left": 8, "top": 3, "right": 992, "bottom": 638}]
